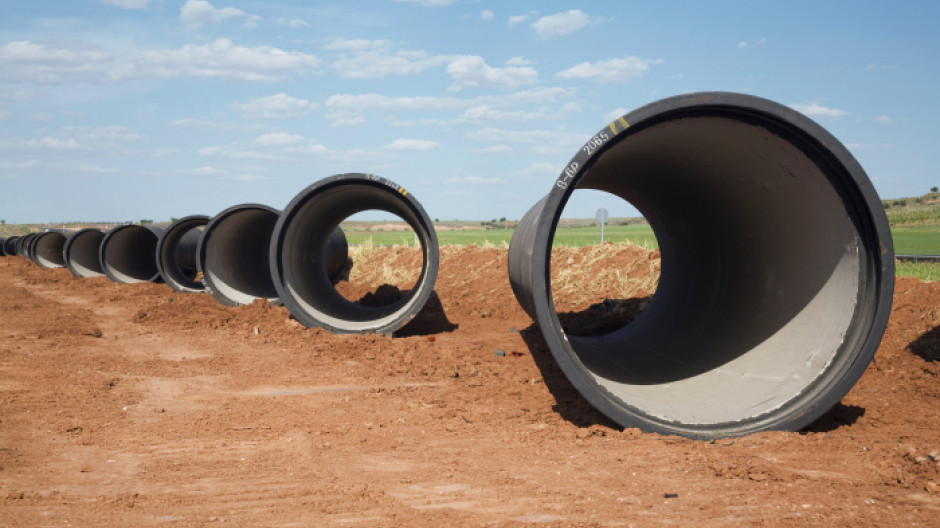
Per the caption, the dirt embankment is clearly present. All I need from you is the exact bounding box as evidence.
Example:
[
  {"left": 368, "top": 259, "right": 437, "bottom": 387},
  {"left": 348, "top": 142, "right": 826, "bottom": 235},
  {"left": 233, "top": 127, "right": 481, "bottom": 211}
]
[{"left": 0, "top": 245, "right": 937, "bottom": 527}]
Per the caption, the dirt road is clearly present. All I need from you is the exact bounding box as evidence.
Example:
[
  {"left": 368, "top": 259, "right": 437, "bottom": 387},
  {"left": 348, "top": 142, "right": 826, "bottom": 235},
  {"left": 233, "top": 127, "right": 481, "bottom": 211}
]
[{"left": 1, "top": 246, "right": 938, "bottom": 527}]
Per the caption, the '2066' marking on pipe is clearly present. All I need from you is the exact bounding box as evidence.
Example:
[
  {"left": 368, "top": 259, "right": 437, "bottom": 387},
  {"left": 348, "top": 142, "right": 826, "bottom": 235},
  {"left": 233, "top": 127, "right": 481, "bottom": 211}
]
[{"left": 511, "top": 92, "right": 894, "bottom": 440}]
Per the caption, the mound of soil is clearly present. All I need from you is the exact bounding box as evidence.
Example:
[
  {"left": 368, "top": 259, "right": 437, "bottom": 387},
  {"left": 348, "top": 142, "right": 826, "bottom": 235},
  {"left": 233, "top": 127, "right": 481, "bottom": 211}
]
[{"left": 0, "top": 246, "right": 937, "bottom": 527}]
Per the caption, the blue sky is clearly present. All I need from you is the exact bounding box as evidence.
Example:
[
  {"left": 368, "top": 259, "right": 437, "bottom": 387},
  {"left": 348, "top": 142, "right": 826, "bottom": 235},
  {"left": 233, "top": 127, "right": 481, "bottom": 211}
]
[{"left": 1, "top": 0, "right": 938, "bottom": 224}]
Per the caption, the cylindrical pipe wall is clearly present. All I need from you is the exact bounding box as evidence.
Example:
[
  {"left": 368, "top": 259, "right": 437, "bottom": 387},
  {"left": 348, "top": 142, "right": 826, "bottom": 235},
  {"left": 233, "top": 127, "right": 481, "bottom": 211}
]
[
  {"left": 31, "top": 231, "right": 69, "bottom": 268},
  {"left": 15, "top": 234, "right": 35, "bottom": 258},
  {"left": 100, "top": 225, "right": 166, "bottom": 284},
  {"left": 507, "top": 92, "right": 894, "bottom": 439},
  {"left": 64, "top": 229, "right": 106, "bottom": 278},
  {"left": 270, "top": 173, "right": 438, "bottom": 335},
  {"left": 197, "top": 204, "right": 284, "bottom": 306},
  {"left": 157, "top": 215, "right": 209, "bottom": 293},
  {"left": 2, "top": 237, "right": 17, "bottom": 256}
]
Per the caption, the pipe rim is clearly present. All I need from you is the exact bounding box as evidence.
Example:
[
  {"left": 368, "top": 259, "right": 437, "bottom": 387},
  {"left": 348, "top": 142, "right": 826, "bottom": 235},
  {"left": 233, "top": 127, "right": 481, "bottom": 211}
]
[
  {"left": 157, "top": 215, "right": 209, "bottom": 293},
  {"left": 270, "top": 173, "right": 439, "bottom": 335},
  {"left": 529, "top": 92, "right": 894, "bottom": 438}
]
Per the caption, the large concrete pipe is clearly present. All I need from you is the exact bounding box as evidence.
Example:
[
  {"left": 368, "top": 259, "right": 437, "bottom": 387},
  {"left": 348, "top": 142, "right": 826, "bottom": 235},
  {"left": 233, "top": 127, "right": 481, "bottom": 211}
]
[
  {"left": 196, "top": 204, "right": 285, "bottom": 306},
  {"left": 63, "top": 228, "right": 106, "bottom": 278},
  {"left": 157, "top": 215, "right": 209, "bottom": 293},
  {"left": 1, "top": 236, "right": 17, "bottom": 256},
  {"left": 507, "top": 92, "right": 894, "bottom": 439},
  {"left": 100, "top": 224, "right": 166, "bottom": 284},
  {"left": 30, "top": 231, "right": 69, "bottom": 268},
  {"left": 271, "top": 173, "right": 438, "bottom": 335},
  {"left": 15, "top": 233, "right": 35, "bottom": 258}
]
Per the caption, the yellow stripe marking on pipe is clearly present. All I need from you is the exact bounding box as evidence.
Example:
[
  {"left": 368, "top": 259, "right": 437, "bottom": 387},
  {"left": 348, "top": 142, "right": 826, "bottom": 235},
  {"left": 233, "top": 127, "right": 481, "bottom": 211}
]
[{"left": 619, "top": 117, "right": 629, "bottom": 129}]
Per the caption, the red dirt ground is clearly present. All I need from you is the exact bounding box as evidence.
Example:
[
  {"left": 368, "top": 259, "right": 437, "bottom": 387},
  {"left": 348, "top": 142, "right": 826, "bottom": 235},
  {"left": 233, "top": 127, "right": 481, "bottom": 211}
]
[{"left": 1, "top": 245, "right": 938, "bottom": 527}]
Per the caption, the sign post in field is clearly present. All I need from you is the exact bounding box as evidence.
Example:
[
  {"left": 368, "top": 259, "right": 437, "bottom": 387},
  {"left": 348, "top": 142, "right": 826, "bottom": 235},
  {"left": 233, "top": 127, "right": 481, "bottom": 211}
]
[{"left": 596, "top": 208, "right": 609, "bottom": 245}]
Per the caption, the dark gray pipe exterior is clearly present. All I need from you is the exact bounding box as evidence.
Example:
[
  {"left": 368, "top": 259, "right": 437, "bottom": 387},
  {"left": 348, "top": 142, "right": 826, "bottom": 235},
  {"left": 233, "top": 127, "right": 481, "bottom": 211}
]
[
  {"left": 30, "top": 231, "right": 69, "bottom": 268},
  {"left": 270, "top": 173, "right": 438, "bottom": 335},
  {"left": 63, "top": 228, "right": 106, "bottom": 278},
  {"left": 100, "top": 224, "right": 166, "bottom": 284},
  {"left": 1, "top": 237, "right": 14, "bottom": 256},
  {"left": 507, "top": 92, "right": 895, "bottom": 439},
  {"left": 15, "top": 233, "right": 36, "bottom": 257},
  {"left": 0, "top": 237, "right": 6, "bottom": 256},
  {"left": 197, "top": 204, "right": 284, "bottom": 306},
  {"left": 157, "top": 215, "right": 209, "bottom": 293}
]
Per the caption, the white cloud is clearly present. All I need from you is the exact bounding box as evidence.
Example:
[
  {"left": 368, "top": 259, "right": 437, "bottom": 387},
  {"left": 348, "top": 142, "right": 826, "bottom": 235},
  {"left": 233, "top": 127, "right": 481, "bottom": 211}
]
[
  {"left": 199, "top": 132, "right": 395, "bottom": 167},
  {"left": 171, "top": 118, "right": 268, "bottom": 132},
  {"left": 460, "top": 105, "right": 542, "bottom": 122},
  {"left": 101, "top": 0, "right": 150, "bottom": 9},
  {"left": 182, "top": 165, "right": 269, "bottom": 181},
  {"left": 505, "top": 56, "right": 532, "bottom": 66},
  {"left": 394, "top": 0, "right": 458, "bottom": 6},
  {"left": 324, "top": 39, "right": 449, "bottom": 79},
  {"left": 446, "top": 55, "right": 538, "bottom": 90},
  {"left": 604, "top": 107, "right": 629, "bottom": 122},
  {"left": 253, "top": 132, "right": 306, "bottom": 147},
  {"left": 324, "top": 87, "right": 574, "bottom": 125},
  {"left": 0, "top": 39, "right": 319, "bottom": 84},
  {"left": 556, "top": 57, "right": 660, "bottom": 83},
  {"left": 511, "top": 161, "right": 557, "bottom": 179},
  {"left": 481, "top": 10, "right": 494, "bottom": 20},
  {"left": 243, "top": 15, "right": 262, "bottom": 29},
  {"left": 465, "top": 126, "right": 588, "bottom": 155},
  {"left": 865, "top": 63, "right": 899, "bottom": 71},
  {"left": 180, "top": 0, "right": 246, "bottom": 28},
  {"left": 874, "top": 115, "right": 893, "bottom": 124},
  {"left": 737, "top": 38, "right": 766, "bottom": 49},
  {"left": 0, "top": 125, "right": 142, "bottom": 152},
  {"left": 789, "top": 102, "right": 849, "bottom": 118},
  {"left": 140, "top": 39, "right": 319, "bottom": 82},
  {"left": 234, "top": 93, "right": 316, "bottom": 119},
  {"left": 276, "top": 17, "right": 310, "bottom": 28},
  {"left": 508, "top": 11, "right": 537, "bottom": 27},
  {"left": 531, "top": 10, "right": 590, "bottom": 38},
  {"left": 0, "top": 109, "right": 10, "bottom": 121},
  {"left": 474, "top": 145, "right": 513, "bottom": 155},
  {"left": 385, "top": 138, "right": 440, "bottom": 151}
]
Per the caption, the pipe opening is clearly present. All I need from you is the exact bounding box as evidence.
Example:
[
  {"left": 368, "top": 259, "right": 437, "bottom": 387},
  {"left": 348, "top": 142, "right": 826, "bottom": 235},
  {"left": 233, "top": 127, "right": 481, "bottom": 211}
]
[
  {"left": 158, "top": 216, "right": 208, "bottom": 293},
  {"left": 64, "top": 229, "right": 105, "bottom": 278},
  {"left": 273, "top": 175, "right": 438, "bottom": 335},
  {"left": 550, "top": 190, "right": 660, "bottom": 338},
  {"left": 101, "top": 225, "right": 163, "bottom": 283},
  {"left": 508, "top": 93, "right": 893, "bottom": 437},
  {"left": 33, "top": 232, "right": 67, "bottom": 268},
  {"left": 199, "top": 205, "right": 281, "bottom": 306},
  {"left": 335, "top": 212, "right": 424, "bottom": 308}
]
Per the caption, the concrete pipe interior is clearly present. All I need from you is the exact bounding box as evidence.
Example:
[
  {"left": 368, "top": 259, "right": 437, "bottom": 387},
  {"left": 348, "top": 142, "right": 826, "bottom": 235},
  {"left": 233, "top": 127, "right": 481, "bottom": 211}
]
[
  {"left": 199, "top": 205, "right": 281, "bottom": 306},
  {"left": 33, "top": 232, "right": 68, "bottom": 268},
  {"left": 158, "top": 216, "right": 208, "bottom": 293},
  {"left": 101, "top": 226, "right": 163, "bottom": 283},
  {"left": 273, "top": 175, "right": 437, "bottom": 334},
  {"left": 511, "top": 93, "right": 893, "bottom": 437},
  {"left": 64, "top": 229, "right": 105, "bottom": 278}
]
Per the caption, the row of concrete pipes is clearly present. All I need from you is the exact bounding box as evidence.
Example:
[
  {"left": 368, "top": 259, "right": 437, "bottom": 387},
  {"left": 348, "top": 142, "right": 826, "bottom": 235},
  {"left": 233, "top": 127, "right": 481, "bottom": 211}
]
[
  {"left": 1, "top": 173, "right": 440, "bottom": 336},
  {"left": 1, "top": 92, "right": 897, "bottom": 440}
]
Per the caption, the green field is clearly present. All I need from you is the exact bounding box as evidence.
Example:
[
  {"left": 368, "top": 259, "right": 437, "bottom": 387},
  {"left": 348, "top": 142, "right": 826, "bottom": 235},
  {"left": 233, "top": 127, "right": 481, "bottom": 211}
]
[
  {"left": 890, "top": 225, "right": 940, "bottom": 255},
  {"left": 342, "top": 224, "right": 660, "bottom": 249}
]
